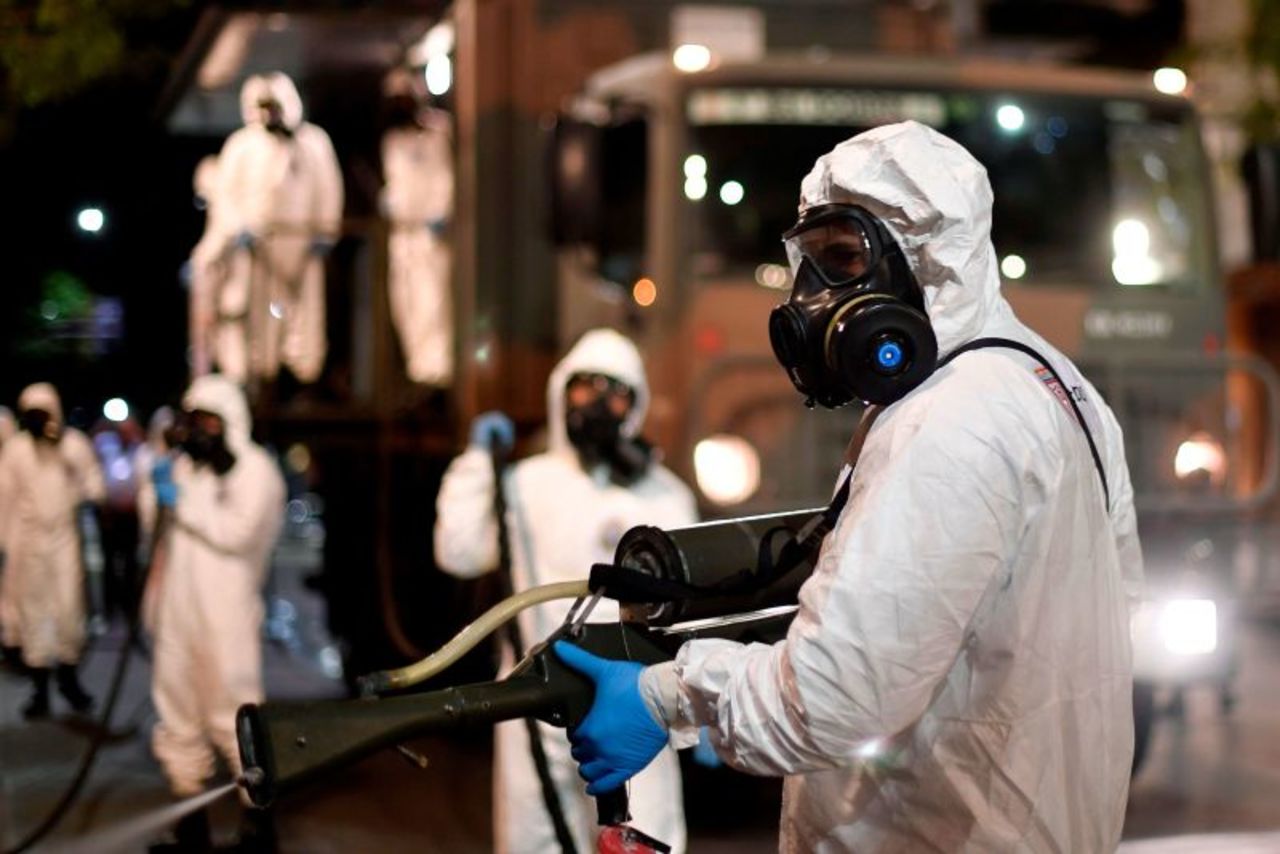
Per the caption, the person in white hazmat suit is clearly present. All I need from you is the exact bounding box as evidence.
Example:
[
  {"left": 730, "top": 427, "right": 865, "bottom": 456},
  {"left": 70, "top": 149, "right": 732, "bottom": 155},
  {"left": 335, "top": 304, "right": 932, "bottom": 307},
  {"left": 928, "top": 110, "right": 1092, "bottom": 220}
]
[
  {"left": 141, "top": 375, "right": 284, "bottom": 846},
  {"left": 554, "top": 122, "right": 1144, "bottom": 852},
  {"left": 213, "top": 72, "right": 343, "bottom": 385},
  {"left": 381, "top": 68, "right": 455, "bottom": 387},
  {"left": 0, "top": 383, "right": 105, "bottom": 718},
  {"left": 435, "top": 328, "right": 697, "bottom": 854}
]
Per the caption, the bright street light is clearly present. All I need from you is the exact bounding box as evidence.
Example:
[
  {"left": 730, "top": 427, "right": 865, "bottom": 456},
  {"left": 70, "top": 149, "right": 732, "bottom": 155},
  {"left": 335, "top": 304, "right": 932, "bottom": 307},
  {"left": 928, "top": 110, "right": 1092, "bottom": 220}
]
[{"left": 77, "top": 207, "right": 105, "bottom": 234}]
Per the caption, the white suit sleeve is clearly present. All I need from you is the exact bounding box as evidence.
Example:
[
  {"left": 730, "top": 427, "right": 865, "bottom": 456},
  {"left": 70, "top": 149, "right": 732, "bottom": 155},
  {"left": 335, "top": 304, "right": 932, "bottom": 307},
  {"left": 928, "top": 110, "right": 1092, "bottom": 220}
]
[
  {"left": 174, "top": 458, "right": 284, "bottom": 557},
  {"left": 63, "top": 432, "right": 106, "bottom": 504},
  {"left": 0, "top": 444, "right": 15, "bottom": 552},
  {"left": 433, "top": 447, "right": 500, "bottom": 579},
  {"left": 1100, "top": 405, "right": 1143, "bottom": 609},
  {"left": 309, "top": 128, "right": 344, "bottom": 235},
  {"left": 665, "top": 411, "right": 1025, "bottom": 777}
]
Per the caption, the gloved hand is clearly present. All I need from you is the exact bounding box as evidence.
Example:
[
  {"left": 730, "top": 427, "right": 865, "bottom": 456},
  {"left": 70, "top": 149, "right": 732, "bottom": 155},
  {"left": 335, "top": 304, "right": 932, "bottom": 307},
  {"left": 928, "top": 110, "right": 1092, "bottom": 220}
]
[
  {"left": 554, "top": 641, "right": 668, "bottom": 795},
  {"left": 309, "top": 237, "right": 336, "bottom": 257},
  {"left": 469, "top": 411, "right": 515, "bottom": 453},
  {"left": 233, "top": 229, "right": 257, "bottom": 251},
  {"left": 151, "top": 457, "right": 179, "bottom": 509},
  {"left": 426, "top": 217, "right": 450, "bottom": 238},
  {"left": 692, "top": 726, "right": 722, "bottom": 768}
]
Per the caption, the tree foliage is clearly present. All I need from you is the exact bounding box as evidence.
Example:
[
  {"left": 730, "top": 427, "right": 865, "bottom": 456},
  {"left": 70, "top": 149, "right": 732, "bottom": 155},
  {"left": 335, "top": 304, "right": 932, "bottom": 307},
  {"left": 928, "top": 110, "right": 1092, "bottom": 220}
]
[{"left": 0, "top": 0, "right": 187, "bottom": 110}]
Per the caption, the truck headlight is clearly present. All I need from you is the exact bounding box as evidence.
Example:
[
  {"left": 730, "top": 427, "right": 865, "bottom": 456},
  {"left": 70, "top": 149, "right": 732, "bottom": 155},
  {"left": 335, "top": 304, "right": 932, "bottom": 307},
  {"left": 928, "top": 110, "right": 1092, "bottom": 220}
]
[
  {"left": 1158, "top": 598, "right": 1217, "bottom": 655},
  {"left": 694, "top": 434, "right": 761, "bottom": 506}
]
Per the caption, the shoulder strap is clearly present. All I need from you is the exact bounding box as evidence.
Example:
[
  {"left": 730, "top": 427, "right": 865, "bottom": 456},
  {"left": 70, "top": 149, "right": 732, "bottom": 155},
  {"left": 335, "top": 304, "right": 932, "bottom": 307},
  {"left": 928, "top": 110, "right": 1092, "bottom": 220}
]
[{"left": 938, "top": 336, "right": 1110, "bottom": 510}]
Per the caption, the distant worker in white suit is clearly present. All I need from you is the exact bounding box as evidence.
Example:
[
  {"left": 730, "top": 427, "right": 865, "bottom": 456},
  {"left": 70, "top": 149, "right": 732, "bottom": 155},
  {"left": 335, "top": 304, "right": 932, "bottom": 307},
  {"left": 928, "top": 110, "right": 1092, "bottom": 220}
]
[
  {"left": 381, "top": 68, "right": 455, "bottom": 387},
  {"left": 0, "top": 383, "right": 105, "bottom": 718},
  {"left": 214, "top": 72, "right": 344, "bottom": 385}
]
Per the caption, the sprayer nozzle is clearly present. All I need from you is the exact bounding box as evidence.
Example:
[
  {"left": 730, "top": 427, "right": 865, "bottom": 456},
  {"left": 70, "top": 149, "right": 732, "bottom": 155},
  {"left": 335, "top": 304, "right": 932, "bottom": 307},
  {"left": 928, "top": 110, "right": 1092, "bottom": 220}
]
[
  {"left": 238, "top": 767, "right": 266, "bottom": 790},
  {"left": 357, "top": 673, "right": 390, "bottom": 697}
]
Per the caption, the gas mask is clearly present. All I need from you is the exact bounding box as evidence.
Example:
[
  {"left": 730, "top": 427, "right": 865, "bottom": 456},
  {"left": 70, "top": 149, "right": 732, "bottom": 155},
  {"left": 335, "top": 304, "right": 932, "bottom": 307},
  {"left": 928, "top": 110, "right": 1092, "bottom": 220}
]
[
  {"left": 19, "top": 408, "right": 58, "bottom": 442},
  {"left": 769, "top": 204, "right": 937, "bottom": 408},
  {"left": 564, "top": 373, "right": 651, "bottom": 486},
  {"left": 180, "top": 410, "right": 237, "bottom": 475},
  {"left": 258, "top": 98, "right": 290, "bottom": 136}
]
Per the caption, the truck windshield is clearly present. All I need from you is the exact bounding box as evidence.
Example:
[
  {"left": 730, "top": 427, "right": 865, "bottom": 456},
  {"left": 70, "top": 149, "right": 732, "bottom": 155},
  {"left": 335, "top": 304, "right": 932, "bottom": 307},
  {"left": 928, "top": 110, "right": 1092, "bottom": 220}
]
[{"left": 683, "top": 87, "right": 1212, "bottom": 291}]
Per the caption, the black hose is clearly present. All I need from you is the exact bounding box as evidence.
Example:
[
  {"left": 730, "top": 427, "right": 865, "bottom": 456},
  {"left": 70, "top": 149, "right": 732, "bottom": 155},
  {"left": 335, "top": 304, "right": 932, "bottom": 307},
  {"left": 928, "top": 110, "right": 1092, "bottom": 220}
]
[{"left": 3, "top": 508, "right": 167, "bottom": 854}]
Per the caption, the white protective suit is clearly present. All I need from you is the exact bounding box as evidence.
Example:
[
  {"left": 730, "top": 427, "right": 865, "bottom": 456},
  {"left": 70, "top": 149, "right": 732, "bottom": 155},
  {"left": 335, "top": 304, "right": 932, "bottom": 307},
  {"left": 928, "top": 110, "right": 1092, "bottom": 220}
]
[
  {"left": 435, "top": 329, "right": 697, "bottom": 854},
  {"left": 213, "top": 73, "right": 343, "bottom": 384},
  {"left": 144, "top": 375, "right": 285, "bottom": 795},
  {"left": 644, "top": 122, "right": 1145, "bottom": 852},
  {"left": 381, "top": 77, "right": 454, "bottom": 386},
  {"left": 0, "top": 384, "right": 105, "bottom": 665}
]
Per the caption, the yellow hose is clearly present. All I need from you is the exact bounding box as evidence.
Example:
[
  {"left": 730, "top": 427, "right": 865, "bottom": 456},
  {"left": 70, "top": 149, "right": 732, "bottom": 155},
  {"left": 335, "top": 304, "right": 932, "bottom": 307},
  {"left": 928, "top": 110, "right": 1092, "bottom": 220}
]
[{"left": 364, "top": 580, "right": 591, "bottom": 692}]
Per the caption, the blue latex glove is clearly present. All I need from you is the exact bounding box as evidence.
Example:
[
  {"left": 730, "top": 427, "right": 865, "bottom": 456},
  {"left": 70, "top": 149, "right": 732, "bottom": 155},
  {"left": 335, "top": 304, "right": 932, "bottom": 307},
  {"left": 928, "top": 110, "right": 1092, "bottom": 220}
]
[
  {"left": 233, "top": 229, "right": 257, "bottom": 250},
  {"left": 693, "top": 726, "right": 722, "bottom": 768},
  {"left": 469, "top": 411, "right": 514, "bottom": 453},
  {"left": 151, "top": 457, "right": 179, "bottom": 509},
  {"left": 554, "top": 640, "right": 668, "bottom": 795},
  {"left": 309, "top": 236, "right": 336, "bottom": 257}
]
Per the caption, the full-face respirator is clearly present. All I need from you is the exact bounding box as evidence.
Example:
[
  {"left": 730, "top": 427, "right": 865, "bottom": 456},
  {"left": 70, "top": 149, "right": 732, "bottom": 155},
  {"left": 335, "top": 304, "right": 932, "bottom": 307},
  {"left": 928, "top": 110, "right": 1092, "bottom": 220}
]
[{"left": 769, "top": 204, "right": 938, "bottom": 408}]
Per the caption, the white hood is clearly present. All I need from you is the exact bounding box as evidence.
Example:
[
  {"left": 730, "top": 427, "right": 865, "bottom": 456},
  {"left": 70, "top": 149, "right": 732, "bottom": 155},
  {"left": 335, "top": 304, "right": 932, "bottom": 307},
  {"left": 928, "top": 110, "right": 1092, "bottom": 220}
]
[
  {"left": 797, "top": 120, "right": 1003, "bottom": 355},
  {"left": 18, "top": 382, "right": 63, "bottom": 427},
  {"left": 182, "top": 375, "right": 252, "bottom": 453},
  {"left": 239, "top": 72, "right": 305, "bottom": 131},
  {"left": 546, "top": 328, "right": 649, "bottom": 454}
]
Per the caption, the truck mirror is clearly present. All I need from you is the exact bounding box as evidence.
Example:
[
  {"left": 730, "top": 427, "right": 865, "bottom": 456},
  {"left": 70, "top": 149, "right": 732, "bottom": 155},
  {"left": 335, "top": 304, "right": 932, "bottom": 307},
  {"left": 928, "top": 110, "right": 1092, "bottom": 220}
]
[
  {"left": 549, "top": 118, "right": 603, "bottom": 246},
  {"left": 1242, "top": 143, "right": 1280, "bottom": 263}
]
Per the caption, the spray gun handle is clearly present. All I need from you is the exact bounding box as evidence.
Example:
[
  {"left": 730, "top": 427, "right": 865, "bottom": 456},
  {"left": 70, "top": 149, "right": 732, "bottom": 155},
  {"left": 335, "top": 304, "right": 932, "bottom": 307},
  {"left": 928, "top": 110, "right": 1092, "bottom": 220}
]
[{"left": 596, "top": 787, "right": 630, "bottom": 827}]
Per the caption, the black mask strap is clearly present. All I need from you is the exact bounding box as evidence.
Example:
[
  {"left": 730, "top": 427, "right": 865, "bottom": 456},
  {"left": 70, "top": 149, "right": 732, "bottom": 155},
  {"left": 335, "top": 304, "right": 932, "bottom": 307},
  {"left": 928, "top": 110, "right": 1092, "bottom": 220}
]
[{"left": 939, "top": 337, "right": 1110, "bottom": 510}]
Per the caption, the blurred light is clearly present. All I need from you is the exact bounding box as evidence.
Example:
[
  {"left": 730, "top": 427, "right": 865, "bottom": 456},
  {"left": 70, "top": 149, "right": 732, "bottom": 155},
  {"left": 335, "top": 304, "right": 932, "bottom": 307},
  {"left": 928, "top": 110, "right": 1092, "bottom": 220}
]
[
  {"left": 286, "top": 443, "right": 312, "bottom": 474},
  {"left": 109, "top": 458, "right": 132, "bottom": 481},
  {"left": 265, "top": 13, "right": 289, "bottom": 32},
  {"left": 410, "top": 20, "right": 455, "bottom": 66},
  {"left": 1047, "top": 116, "right": 1068, "bottom": 138},
  {"left": 425, "top": 54, "right": 452, "bottom": 96},
  {"left": 632, "top": 277, "right": 657, "bottom": 307},
  {"left": 40, "top": 300, "right": 60, "bottom": 321},
  {"left": 1111, "top": 218, "right": 1162, "bottom": 285},
  {"left": 1175, "top": 433, "right": 1226, "bottom": 483},
  {"left": 1032, "top": 132, "right": 1055, "bottom": 155},
  {"left": 103, "top": 398, "right": 129, "bottom": 423},
  {"left": 1159, "top": 599, "right": 1217, "bottom": 655},
  {"left": 77, "top": 207, "right": 105, "bottom": 233},
  {"left": 475, "top": 343, "right": 492, "bottom": 365},
  {"left": 683, "top": 154, "right": 707, "bottom": 179},
  {"left": 856, "top": 738, "right": 885, "bottom": 760},
  {"left": 1000, "top": 254, "right": 1027, "bottom": 280},
  {"left": 754, "top": 263, "right": 791, "bottom": 289},
  {"left": 684, "top": 175, "right": 708, "bottom": 201},
  {"left": 694, "top": 434, "right": 761, "bottom": 506},
  {"left": 719, "top": 180, "right": 745, "bottom": 205},
  {"left": 995, "top": 103, "right": 1025, "bottom": 132},
  {"left": 269, "top": 301, "right": 285, "bottom": 319},
  {"left": 1153, "top": 67, "right": 1188, "bottom": 96},
  {"left": 287, "top": 499, "right": 310, "bottom": 525},
  {"left": 672, "top": 43, "right": 712, "bottom": 73}
]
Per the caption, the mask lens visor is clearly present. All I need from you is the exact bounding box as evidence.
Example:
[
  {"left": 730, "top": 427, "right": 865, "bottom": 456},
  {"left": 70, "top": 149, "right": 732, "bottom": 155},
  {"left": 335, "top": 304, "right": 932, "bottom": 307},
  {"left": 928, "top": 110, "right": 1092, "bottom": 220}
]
[{"left": 784, "top": 217, "right": 875, "bottom": 286}]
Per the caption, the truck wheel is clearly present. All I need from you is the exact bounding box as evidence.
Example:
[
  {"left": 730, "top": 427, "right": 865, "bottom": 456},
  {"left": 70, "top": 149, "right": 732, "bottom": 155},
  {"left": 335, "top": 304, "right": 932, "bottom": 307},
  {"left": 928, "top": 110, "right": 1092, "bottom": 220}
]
[{"left": 1132, "top": 681, "right": 1155, "bottom": 776}]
